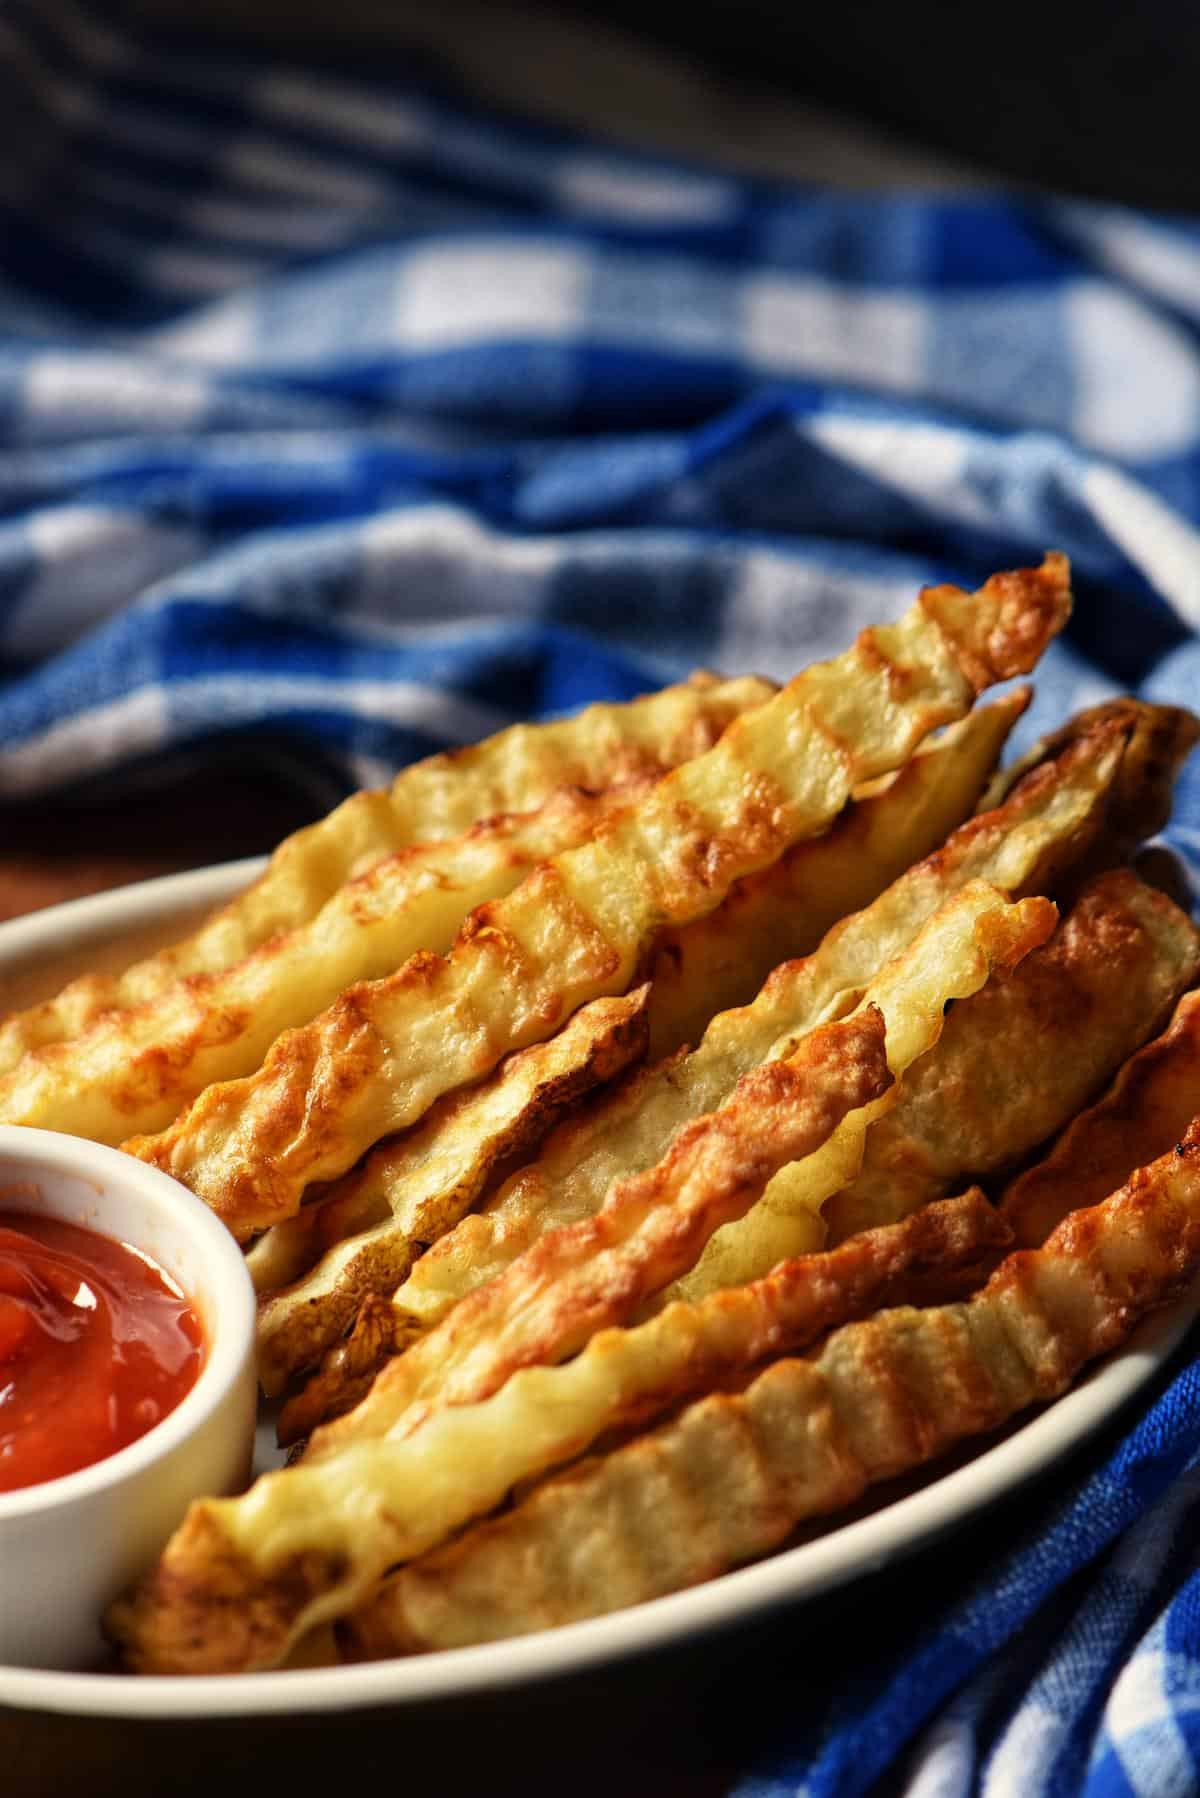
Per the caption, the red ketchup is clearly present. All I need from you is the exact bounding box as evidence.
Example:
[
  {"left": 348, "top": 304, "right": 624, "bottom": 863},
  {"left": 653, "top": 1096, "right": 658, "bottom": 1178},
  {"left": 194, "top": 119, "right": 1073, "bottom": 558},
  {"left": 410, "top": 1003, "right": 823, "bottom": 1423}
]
[{"left": 0, "top": 1211, "right": 204, "bottom": 1494}]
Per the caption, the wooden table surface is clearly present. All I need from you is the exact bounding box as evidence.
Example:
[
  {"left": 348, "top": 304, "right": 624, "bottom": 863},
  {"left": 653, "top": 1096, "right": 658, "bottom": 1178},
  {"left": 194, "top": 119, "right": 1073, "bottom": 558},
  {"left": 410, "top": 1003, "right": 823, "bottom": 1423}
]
[{"left": 0, "top": 757, "right": 342, "bottom": 926}]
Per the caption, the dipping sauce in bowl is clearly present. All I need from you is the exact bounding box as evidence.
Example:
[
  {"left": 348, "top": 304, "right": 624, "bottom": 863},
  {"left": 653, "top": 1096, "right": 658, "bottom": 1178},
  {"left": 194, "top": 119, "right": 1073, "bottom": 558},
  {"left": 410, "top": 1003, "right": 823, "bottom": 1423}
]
[
  {"left": 0, "top": 1126, "right": 256, "bottom": 1670},
  {"left": 0, "top": 1211, "right": 205, "bottom": 1493}
]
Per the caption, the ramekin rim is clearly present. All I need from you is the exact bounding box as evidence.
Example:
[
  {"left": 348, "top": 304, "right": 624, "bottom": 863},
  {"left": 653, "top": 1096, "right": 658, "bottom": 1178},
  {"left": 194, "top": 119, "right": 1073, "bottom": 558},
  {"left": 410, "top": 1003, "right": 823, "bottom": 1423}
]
[{"left": 0, "top": 1124, "right": 255, "bottom": 1521}]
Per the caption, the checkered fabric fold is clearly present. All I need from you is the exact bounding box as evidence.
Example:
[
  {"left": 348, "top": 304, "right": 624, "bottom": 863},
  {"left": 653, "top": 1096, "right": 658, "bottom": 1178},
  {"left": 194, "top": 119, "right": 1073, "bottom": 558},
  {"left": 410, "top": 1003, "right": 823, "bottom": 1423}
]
[{"left": 3, "top": 6, "right": 1200, "bottom": 1791}]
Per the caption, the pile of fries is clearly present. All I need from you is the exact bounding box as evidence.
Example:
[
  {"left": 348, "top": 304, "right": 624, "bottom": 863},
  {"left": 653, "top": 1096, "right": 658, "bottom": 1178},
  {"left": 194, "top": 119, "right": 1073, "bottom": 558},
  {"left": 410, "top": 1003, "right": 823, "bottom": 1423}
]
[{"left": 5, "top": 552, "right": 1200, "bottom": 1677}]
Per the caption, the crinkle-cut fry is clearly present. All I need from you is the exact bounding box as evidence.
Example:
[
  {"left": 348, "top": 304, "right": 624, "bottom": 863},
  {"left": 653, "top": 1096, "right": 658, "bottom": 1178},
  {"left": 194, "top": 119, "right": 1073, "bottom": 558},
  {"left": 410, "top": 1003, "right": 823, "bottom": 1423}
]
[
  {"left": 281, "top": 1171, "right": 1005, "bottom": 1449},
  {"left": 295, "top": 1003, "right": 890, "bottom": 1458},
  {"left": 345, "top": 1121, "right": 1200, "bottom": 1659},
  {"left": 249, "top": 977, "right": 654, "bottom": 1300},
  {"left": 0, "top": 777, "right": 660, "bottom": 1147},
  {"left": 188, "top": 1192, "right": 1008, "bottom": 1668},
  {"left": 0, "top": 672, "right": 774, "bottom": 1073},
  {"left": 123, "top": 556, "right": 1071, "bottom": 1237},
  {"left": 105, "top": 1003, "right": 892, "bottom": 1675},
  {"left": 390, "top": 694, "right": 1127, "bottom": 1339},
  {"left": 252, "top": 988, "right": 652, "bottom": 1396},
  {"left": 252, "top": 692, "right": 1024, "bottom": 1383},
  {"left": 1002, "top": 987, "right": 1200, "bottom": 1248},
  {"left": 293, "top": 886, "right": 1052, "bottom": 1456},
  {"left": 642, "top": 690, "right": 1028, "bottom": 1060},
  {"left": 664, "top": 891, "right": 1057, "bottom": 1303},
  {"left": 283, "top": 884, "right": 1049, "bottom": 1443},
  {"left": 823, "top": 871, "right": 1200, "bottom": 1245}
]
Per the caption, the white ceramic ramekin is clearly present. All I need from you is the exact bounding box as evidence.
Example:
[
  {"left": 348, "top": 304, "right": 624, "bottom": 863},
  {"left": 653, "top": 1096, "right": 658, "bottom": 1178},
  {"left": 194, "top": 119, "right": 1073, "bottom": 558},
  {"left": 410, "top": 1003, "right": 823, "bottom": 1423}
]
[{"left": 0, "top": 1125, "right": 256, "bottom": 1670}]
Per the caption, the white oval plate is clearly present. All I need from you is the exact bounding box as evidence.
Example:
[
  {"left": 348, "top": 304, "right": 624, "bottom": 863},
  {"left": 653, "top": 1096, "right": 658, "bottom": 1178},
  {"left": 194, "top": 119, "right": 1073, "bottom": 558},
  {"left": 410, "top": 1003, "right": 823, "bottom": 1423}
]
[{"left": 0, "top": 863, "right": 1195, "bottom": 1720}]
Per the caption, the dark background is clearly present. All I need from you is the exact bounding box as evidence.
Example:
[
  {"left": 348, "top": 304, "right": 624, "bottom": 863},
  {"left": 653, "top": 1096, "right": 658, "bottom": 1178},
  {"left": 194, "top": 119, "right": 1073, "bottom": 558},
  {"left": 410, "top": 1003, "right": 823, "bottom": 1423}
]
[
  {"left": 561, "top": 0, "right": 1194, "bottom": 209},
  {"left": 124, "top": 0, "right": 1200, "bottom": 209}
]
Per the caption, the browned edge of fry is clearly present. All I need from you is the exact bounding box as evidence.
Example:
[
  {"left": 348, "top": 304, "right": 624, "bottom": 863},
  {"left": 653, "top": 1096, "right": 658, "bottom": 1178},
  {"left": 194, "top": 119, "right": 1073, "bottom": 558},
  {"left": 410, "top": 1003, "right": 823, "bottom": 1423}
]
[
  {"left": 278, "top": 1187, "right": 1013, "bottom": 1446},
  {"left": 255, "top": 988, "right": 652, "bottom": 1395},
  {"left": 1001, "top": 985, "right": 1200, "bottom": 1247}
]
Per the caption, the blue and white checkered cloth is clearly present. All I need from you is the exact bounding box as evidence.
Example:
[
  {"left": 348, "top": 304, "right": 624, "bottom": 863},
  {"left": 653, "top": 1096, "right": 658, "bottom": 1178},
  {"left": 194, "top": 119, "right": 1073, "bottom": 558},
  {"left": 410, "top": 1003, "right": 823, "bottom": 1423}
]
[{"left": 3, "top": 5, "right": 1200, "bottom": 1790}]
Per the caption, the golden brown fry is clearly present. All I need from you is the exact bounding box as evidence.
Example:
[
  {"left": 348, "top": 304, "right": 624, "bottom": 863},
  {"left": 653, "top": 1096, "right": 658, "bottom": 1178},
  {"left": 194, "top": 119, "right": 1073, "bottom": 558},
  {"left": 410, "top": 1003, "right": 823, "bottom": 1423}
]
[
  {"left": 281, "top": 1181, "right": 1009, "bottom": 1446},
  {"left": 122, "top": 556, "right": 1071, "bottom": 1238},
  {"left": 1002, "top": 987, "right": 1200, "bottom": 1247},
  {"left": 300, "top": 1003, "right": 892, "bottom": 1453},
  {"left": 389, "top": 695, "right": 1128, "bottom": 1338},
  {"left": 288, "top": 886, "right": 1051, "bottom": 1451},
  {"left": 0, "top": 777, "right": 659, "bottom": 1146},
  {"left": 0, "top": 672, "right": 774, "bottom": 1072},
  {"left": 346, "top": 1121, "right": 1200, "bottom": 1658},
  {"left": 666, "top": 890, "right": 1056, "bottom": 1302},
  {"left": 978, "top": 698, "right": 1200, "bottom": 849},
  {"left": 253, "top": 692, "right": 1024, "bottom": 1390},
  {"left": 105, "top": 1003, "right": 893, "bottom": 1675},
  {"left": 252, "top": 988, "right": 652, "bottom": 1396},
  {"left": 642, "top": 690, "right": 1027, "bottom": 1059},
  {"left": 211, "top": 1193, "right": 1009, "bottom": 1665},
  {"left": 251, "top": 686, "right": 1014, "bottom": 1294},
  {"left": 823, "top": 871, "right": 1200, "bottom": 1244}
]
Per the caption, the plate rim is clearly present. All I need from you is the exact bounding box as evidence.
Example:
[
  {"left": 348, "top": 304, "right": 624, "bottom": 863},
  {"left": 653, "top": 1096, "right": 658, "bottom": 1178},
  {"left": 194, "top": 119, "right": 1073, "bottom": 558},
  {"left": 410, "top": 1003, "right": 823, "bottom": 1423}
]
[{"left": 0, "top": 864, "right": 1193, "bottom": 1720}]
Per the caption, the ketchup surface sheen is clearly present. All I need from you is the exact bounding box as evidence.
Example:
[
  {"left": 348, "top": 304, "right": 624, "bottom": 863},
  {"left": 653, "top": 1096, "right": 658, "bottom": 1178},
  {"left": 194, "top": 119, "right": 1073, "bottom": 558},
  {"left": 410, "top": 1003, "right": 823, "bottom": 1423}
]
[{"left": 0, "top": 1211, "right": 205, "bottom": 1494}]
